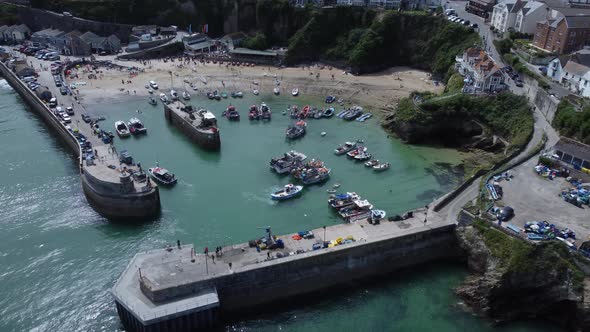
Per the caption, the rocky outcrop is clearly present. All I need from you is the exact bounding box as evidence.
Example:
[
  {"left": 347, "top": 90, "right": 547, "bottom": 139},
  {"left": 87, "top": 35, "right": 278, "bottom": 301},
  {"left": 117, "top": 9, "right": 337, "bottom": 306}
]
[{"left": 455, "top": 225, "right": 589, "bottom": 330}]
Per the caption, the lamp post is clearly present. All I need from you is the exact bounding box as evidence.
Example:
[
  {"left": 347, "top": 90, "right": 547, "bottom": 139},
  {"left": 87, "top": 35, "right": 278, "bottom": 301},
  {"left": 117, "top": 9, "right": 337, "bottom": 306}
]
[{"left": 323, "top": 226, "right": 326, "bottom": 242}]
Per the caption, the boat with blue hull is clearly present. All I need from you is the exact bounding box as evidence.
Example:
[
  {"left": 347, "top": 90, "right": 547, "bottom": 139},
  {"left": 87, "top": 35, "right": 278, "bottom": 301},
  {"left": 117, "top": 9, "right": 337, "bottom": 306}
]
[
  {"left": 357, "top": 113, "right": 372, "bottom": 122},
  {"left": 343, "top": 107, "right": 363, "bottom": 121}
]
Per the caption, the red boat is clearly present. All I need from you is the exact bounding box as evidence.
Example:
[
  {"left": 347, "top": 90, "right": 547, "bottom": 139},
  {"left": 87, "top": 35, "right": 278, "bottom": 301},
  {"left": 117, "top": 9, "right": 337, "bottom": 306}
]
[
  {"left": 248, "top": 105, "right": 259, "bottom": 120},
  {"left": 300, "top": 105, "right": 310, "bottom": 119},
  {"left": 225, "top": 105, "right": 240, "bottom": 121}
]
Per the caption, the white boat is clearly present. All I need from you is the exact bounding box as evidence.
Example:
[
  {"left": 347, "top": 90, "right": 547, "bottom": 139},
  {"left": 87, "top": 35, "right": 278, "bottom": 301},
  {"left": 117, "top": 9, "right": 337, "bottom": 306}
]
[
  {"left": 365, "top": 159, "right": 379, "bottom": 167},
  {"left": 253, "top": 89, "right": 259, "bottom": 96},
  {"left": 235, "top": 91, "right": 243, "bottom": 98},
  {"left": 128, "top": 117, "right": 147, "bottom": 135},
  {"left": 271, "top": 184, "right": 303, "bottom": 201},
  {"left": 115, "top": 121, "right": 130, "bottom": 138},
  {"left": 182, "top": 91, "right": 191, "bottom": 100},
  {"left": 148, "top": 88, "right": 154, "bottom": 94},
  {"left": 148, "top": 167, "right": 177, "bottom": 185},
  {"left": 373, "top": 162, "right": 390, "bottom": 172},
  {"left": 273, "top": 87, "right": 280, "bottom": 95},
  {"left": 170, "top": 90, "right": 178, "bottom": 101},
  {"left": 334, "top": 142, "right": 356, "bottom": 155},
  {"left": 370, "top": 209, "right": 386, "bottom": 221},
  {"left": 199, "top": 75, "right": 207, "bottom": 84},
  {"left": 292, "top": 88, "right": 299, "bottom": 96},
  {"left": 159, "top": 93, "right": 169, "bottom": 103}
]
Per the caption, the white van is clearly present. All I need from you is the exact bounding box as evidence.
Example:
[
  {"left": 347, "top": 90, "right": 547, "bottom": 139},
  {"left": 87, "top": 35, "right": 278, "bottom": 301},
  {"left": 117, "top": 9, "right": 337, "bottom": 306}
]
[
  {"left": 22, "top": 76, "right": 37, "bottom": 83},
  {"left": 149, "top": 80, "right": 159, "bottom": 89},
  {"left": 49, "top": 97, "right": 57, "bottom": 107}
]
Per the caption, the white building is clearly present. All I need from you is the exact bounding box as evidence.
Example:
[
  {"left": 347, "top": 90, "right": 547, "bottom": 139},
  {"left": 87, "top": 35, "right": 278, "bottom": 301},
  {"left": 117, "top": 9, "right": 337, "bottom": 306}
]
[
  {"left": 456, "top": 46, "right": 507, "bottom": 93},
  {"left": 491, "top": 0, "right": 526, "bottom": 33},
  {"left": 547, "top": 49, "right": 590, "bottom": 97}
]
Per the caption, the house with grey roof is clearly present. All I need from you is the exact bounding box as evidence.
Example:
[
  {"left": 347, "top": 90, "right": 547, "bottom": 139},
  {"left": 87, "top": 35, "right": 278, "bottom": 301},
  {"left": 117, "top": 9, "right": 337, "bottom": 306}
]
[
  {"left": 546, "top": 48, "right": 590, "bottom": 96},
  {"left": 11, "top": 24, "right": 31, "bottom": 43},
  {"left": 31, "top": 28, "right": 66, "bottom": 48},
  {"left": 79, "top": 31, "right": 121, "bottom": 54},
  {"left": 3, "top": 25, "right": 16, "bottom": 44},
  {"left": 491, "top": 0, "right": 549, "bottom": 34}
]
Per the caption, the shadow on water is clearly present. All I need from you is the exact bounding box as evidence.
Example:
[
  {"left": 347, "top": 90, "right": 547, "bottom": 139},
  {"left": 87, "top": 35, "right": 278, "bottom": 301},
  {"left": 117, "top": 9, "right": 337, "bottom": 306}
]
[{"left": 424, "top": 162, "right": 466, "bottom": 190}]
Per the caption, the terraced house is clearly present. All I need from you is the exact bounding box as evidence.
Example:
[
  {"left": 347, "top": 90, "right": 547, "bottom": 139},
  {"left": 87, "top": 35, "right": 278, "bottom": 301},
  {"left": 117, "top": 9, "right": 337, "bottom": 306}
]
[
  {"left": 533, "top": 8, "right": 590, "bottom": 54},
  {"left": 455, "top": 46, "right": 506, "bottom": 93}
]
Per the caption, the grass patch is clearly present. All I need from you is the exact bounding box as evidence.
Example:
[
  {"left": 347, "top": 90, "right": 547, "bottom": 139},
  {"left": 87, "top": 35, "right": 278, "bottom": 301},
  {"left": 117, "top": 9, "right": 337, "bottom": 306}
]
[{"left": 553, "top": 100, "right": 590, "bottom": 144}]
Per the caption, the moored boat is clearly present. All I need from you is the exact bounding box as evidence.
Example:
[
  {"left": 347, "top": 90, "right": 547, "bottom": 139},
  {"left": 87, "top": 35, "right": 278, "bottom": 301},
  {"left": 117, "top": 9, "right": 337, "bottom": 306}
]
[
  {"left": 148, "top": 166, "right": 177, "bottom": 185},
  {"left": 323, "top": 107, "right": 335, "bottom": 117},
  {"left": 334, "top": 142, "right": 356, "bottom": 155},
  {"left": 338, "top": 199, "right": 373, "bottom": 222},
  {"left": 248, "top": 105, "right": 259, "bottom": 120},
  {"left": 115, "top": 121, "right": 130, "bottom": 138},
  {"left": 292, "top": 88, "right": 299, "bottom": 96},
  {"left": 289, "top": 105, "right": 300, "bottom": 119},
  {"left": 346, "top": 146, "right": 366, "bottom": 158},
  {"left": 128, "top": 117, "right": 147, "bottom": 135},
  {"left": 299, "top": 167, "right": 331, "bottom": 185},
  {"left": 328, "top": 192, "right": 360, "bottom": 210},
  {"left": 148, "top": 96, "right": 157, "bottom": 105},
  {"left": 285, "top": 123, "right": 306, "bottom": 139},
  {"left": 252, "top": 88, "right": 259, "bottom": 96},
  {"left": 235, "top": 91, "right": 243, "bottom": 98},
  {"left": 343, "top": 106, "right": 363, "bottom": 121},
  {"left": 325, "top": 95, "right": 336, "bottom": 104},
  {"left": 182, "top": 91, "right": 191, "bottom": 100},
  {"left": 273, "top": 87, "right": 280, "bottom": 95},
  {"left": 225, "top": 105, "right": 240, "bottom": 121},
  {"left": 357, "top": 113, "right": 372, "bottom": 122},
  {"left": 373, "top": 162, "right": 390, "bottom": 172},
  {"left": 300, "top": 105, "right": 310, "bottom": 119},
  {"left": 370, "top": 209, "right": 386, "bottom": 221},
  {"left": 170, "top": 90, "right": 178, "bottom": 101},
  {"left": 260, "top": 102, "right": 271, "bottom": 120},
  {"left": 354, "top": 151, "right": 372, "bottom": 161},
  {"left": 314, "top": 109, "right": 323, "bottom": 119},
  {"left": 270, "top": 150, "right": 307, "bottom": 174},
  {"left": 221, "top": 91, "right": 228, "bottom": 98},
  {"left": 364, "top": 159, "right": 379, "bottom": 167},
  {"left": 159, "top": 93, "right": 169, "bottom": 103},
  {"left": 271, "top": 184, "right": 303, "bottom": 201}
]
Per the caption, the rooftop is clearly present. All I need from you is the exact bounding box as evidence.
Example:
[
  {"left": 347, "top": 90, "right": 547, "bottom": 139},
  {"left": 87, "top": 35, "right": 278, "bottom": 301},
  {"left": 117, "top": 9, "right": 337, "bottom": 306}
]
[
  {"left": 230, "top": 48, "right": 278, "bottom": 57},
  {"left": 554, "top": 137, "right": 590, "bottom": 161}
]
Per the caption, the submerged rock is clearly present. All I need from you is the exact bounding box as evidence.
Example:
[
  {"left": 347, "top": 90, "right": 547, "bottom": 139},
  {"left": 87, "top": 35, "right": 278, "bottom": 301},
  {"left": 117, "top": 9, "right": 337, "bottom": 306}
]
[{"left": 455, "top": 223, "right": 590, "bottom": 330}]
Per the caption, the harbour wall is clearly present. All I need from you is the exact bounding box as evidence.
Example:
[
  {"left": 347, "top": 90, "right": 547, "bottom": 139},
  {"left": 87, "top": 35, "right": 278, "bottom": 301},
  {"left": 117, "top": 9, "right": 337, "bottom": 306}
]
[
  {"left": 144, "top": 224, "right": 460, "bottom": 312},
  {"left": 0, "top": 61, "right": 82, "bottom": 158},
  {"left": 81, "top": 171, "right": 160, "bottom": 220},
  {"left": 164, "top": 104, "right": 221, "bottom": 151},
  {"left": 0, "top": 60, "right": 160, "bottom": 220}
]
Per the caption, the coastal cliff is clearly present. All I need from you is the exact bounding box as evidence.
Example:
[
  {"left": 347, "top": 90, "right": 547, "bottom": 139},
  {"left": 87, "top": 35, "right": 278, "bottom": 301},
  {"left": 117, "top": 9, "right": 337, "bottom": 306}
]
[
  {"left": 382, "top": 92, "right": 533, "bottom": 152},
  {"left": 455, "top": 221, "right": 590, "bottom": 330}
]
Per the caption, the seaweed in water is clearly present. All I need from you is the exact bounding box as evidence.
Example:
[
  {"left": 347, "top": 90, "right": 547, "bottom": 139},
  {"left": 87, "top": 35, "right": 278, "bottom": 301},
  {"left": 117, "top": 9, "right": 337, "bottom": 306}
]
[{"left": 423, "top": 162, "right": 465, "bottom": 190}]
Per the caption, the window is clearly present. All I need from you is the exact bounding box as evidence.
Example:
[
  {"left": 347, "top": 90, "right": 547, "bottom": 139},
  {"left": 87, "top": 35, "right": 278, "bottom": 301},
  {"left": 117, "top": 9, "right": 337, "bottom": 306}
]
[{"left": 571, "top": 31, "right": 576, "bottom": 37}]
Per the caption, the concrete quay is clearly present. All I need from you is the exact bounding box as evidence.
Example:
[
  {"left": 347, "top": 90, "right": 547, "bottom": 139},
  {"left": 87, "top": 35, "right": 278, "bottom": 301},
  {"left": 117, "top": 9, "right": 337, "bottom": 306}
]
[
  {"left": 164, "top": 101, "right": 221, "bottom": 151},
  {"left": 113, "top": 209, "right": 460, "bottom": 331},
  {"left": 0, "top": 54, "right": 160, "bottom": 220}
]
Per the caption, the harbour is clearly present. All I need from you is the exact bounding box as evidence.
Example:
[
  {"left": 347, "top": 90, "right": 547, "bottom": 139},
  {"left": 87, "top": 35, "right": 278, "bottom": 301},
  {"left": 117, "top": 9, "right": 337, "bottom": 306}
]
[{"left": 0, "top": 75, "right": 565, "bottom": 332}]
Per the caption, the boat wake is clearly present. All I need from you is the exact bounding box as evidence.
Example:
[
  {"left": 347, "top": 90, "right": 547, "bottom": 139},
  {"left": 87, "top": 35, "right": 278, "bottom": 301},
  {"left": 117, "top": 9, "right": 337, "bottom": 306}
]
[
  {"left": 242, "top": 191, "right": 274, "bottom": 205},
  {"left": 0, "top": 79, "right": 13, "bottom": 90}
]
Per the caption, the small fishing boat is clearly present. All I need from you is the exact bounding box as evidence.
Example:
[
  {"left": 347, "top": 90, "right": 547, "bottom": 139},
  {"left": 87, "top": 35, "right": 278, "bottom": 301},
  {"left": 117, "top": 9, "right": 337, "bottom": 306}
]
[
  {"left": 334, "top": 142, "right": 356, "bottom": 155},
  {"left": 273, "top": 87, "right": 280, "bottom": 95},
  {"left": 328, "top": 192, "right": 360, "bottom": 210},
  {"left": 182, "top": 91, "right": 191, "bottom": 100},
  {"left": 248, "top": 105, "right": 259, "bottom": 120},
  {"left": 128, "top": 117, "right": 147, "bottom": 135},
  {"left": 327, "top": 189, "right": 337, "bottom": 193},
  {"left": 357, "top": 113, "right": 372, "bottom": 122},
  {"left": 343, "top": 106, "right": 363, "bottom": 121},
  {"left": 285, "top": 124, "right": 306, "bottom": 139},
  {"left": 347, "top": 146, "right": 367, "bottom": 159},
  {"left": 314, "top": 109, "right": 323, "bottom": 119},
  {"left": 170, "top": 90, "right": 178, "bottom": 101},
  {"left": 365, "top": 159, "right": 379, "bottom": 167},
  {"left": 337, "top": 109, "right": 349, "bottom": 118},
  {"left": 323, "top": 107, "right": 335, "bottom": 117},
  {"left": 289, "top": 105, "right": 300, "bottom": 119},
  {"left": 221, "top": 91, "right": 228, "bottom": 99},
  {"left": 260, "top": 102, "right": 271, "bottom": 120},
  {"left": 115, "top": 121, "right": 130, "bottom": 138},
  {"left": 354, "top": 151, "right": 372, "bottom": 161},
  {"left": 301, "top": 168, "right": 331, "bottom": 185},
  {"left": 271, "top": 184, "right": 303, "bottom": 201},
  {"left": 370, "top": 209, "right": 386, "bottom": 221},
  {"left": 252, "top": 89, "right": 259, "bottom": 96},
  {"left": 300, "top": 105, "right": 310, "bottom": 119},
  {"left": 373, "top": 162, "right": 390, "bottom": 172},
  {"left": 207, "top": 92, "right": 215, "bottom": 100},
  {"left": 213, "top": 91, "right": 221, "bottom": 100},
  {"left": 321, "top": 132, "right": 327, "bottom": 137},
  {"left": 270, "top": 150, "right": 307, "bottom": 174},
  {"left": 225, "top": 105, "right": 240, "bottom": 121},
  {"left": 148, "top": 166, "right": 177, "bottom": 185},
  {"left": 235, "top": 91, "right": 243, "bottom": 98},
  {"left": 148, "top": 96, "right": 157, "bottom": 105},
  {"left": 325, "top": 95, "right": 336, "bottom": 104},
  {"left": 159, "top": 93, "right": 169, "bottom": 103},
  {"left": 282, "top": 110, "right": 286, "bottom": 115},
  {"left": 333, "top": 183, "right": 341, "bottom": 188},
  {"left": 292, "top": 88, "right": 299, "bottom": 96}
]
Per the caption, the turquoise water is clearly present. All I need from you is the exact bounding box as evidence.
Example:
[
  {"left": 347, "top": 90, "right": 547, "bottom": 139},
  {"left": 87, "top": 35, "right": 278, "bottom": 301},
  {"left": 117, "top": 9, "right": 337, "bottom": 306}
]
[{"left": 0, "top": 80, "right": 563, "bottom": 331}]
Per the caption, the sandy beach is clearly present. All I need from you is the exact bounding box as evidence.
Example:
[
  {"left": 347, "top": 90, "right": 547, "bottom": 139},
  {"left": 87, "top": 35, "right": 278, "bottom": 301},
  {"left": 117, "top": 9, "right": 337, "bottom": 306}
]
[{"left": 65, "top": 57, "right": 443, "bottom": 111}]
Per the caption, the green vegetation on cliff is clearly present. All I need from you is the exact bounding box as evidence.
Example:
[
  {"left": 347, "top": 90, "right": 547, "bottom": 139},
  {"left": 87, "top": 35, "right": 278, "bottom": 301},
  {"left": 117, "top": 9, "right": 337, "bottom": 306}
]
[
  {"left": 472, "top": 220, "right": 584, "bottom": 289},
  {"left": 553, "top": 100, "right": 590, "bottom": 144},
  {"left": 286, "top": 10, "right": 479, "bottom": 77},
  {"left": 0, "top": 3, "right": 18, "bottom": 25},
  {"left": 394, "top": 92, "right": 533, "bottom": 147}
]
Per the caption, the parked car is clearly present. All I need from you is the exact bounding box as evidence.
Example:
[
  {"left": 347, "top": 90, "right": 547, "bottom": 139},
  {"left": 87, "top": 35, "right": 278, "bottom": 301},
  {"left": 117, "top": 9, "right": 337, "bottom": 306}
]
[
  {"left": 463, "top": 20, "right": 471, "bottom": 26},
  {"left": 81, "top": 114, "right": 91, "bottom": 123},
  {"left": 60, "top": 86, "right": 68, "bottom": 95},
  {"left": 149, "top": 80, "right": 159, "bottom": 89},
  {"left": 471, "top": 23, "right": 479, "bottom": 28},
  {"left": 48, "top": 98, "right": 57, "bottom": 108},
  {"left": 60, "top": 113, "right": 72, "bottom": 124},
  {"left": 55, "top": 80, "right": 62, "bottom": 87},
  {"left": 515, "top": 80, "right": 524, "bottom": 87},
  {"left": 65, "top": 106, "right": 74, "bottom": 115}
]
